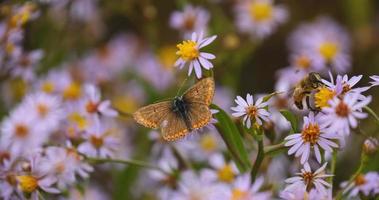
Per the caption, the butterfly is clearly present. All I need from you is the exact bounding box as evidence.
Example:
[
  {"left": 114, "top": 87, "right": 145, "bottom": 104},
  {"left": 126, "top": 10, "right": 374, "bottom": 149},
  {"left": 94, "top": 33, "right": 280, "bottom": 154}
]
[{"left": 133, "top": 77, "right": 215, "bottom": 141}]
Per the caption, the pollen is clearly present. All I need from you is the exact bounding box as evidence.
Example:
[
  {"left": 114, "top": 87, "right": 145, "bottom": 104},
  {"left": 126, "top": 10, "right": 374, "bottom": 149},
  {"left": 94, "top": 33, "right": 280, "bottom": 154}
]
[
  {"left": 63, "top": 82, "right": 81, "bottom": 100},
  {"left": 295, "top": 55, "right": 311, "bottom": 69},
  {"left": 200, "top": 134, "right": 217, "bottom": 152},
  {"left": 231, "top": 188, "right": 248, "bottom": 200},
  {"left": 335, "top": 101, "right": 350, "bottom": 117},
  {"left": 90, "top": 135, "right": 104, "bottom": 149},
  {"left": 86, "top": 101, "right": 98, "bottom": 114},
  {"left": 17, "top": 175, "right": 38, "bottom": 193},
  {"left": 176, "top": 40, "right": 199, "bottom": 61},
  {"left": 15, "top": 123, "right": 29, "bottom": 138},
  {"left": 249, "top": 2, "right": 273, "bottom": 22},
  {"left": 314, "top": 88, "right": 335, "bottom": 108},
  {"left": 301, "top": 123, "right": 320, "bottom": 146},
  {"left": 319, "top": 42, "right": 338, "bottom": 61},
  {"left": 302, "top": 171, "right": 315, "bottom": 191},
  {"left": 36, "top": 103, "right": 49, "bottom": 118},
  {"left": 217, "top": 164, "right": 235, "bottom": 183},
  {"left": 354, "top": 174, "right": 366, "bottom": 186},
  {"left": 41, "top": 81, "right": 55, "bottom": 93},
  {"left": 246, "top": 105, "right": 258, "bottom": 118}
]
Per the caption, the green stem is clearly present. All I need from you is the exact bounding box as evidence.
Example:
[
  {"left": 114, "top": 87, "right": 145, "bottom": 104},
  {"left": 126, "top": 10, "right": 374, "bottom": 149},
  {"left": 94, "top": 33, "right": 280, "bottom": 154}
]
[
  {"left": 264, "top": 142, "right": 286, "bottom": 155},
  {"left": 169, "top": 144, "right": 193, "bottom": 169},
  {"left": 250, "top": 139, "right": 264, "bottom": 183},
  {"left": 363, "top": 106, "right": 379, "bottom": 126},
  {"left": 86, "top": 157, "right": 168, "bottom": 175},
  {"left": 330, "top": 151, "right": 337, "bottom": 184}
]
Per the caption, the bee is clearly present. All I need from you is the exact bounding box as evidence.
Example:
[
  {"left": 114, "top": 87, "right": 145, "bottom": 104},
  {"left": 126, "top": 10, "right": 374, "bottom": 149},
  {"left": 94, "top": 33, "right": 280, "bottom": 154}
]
[{"left": 292, "top": 72, "right": 324, "bottom": 110}]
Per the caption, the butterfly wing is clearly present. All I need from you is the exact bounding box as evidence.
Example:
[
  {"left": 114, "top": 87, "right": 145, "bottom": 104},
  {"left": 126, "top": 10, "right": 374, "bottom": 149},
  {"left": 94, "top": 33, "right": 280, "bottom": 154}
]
[
  {"left": 183, "top": 77, "right": 215, "bottom": 105},
  {"left": 187, "top": 103, "right": 212, "bottom": 129},
  {"left": 161, "top": 112, "right": 189, "bottom": 141},
  {"left": 133, "top": 101, "right": 172, "bottom": 129}
]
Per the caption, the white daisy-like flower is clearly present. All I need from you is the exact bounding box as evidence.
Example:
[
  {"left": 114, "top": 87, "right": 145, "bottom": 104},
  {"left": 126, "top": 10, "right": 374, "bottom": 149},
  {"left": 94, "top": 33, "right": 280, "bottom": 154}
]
[
  {"left": 235, "top": 0, "right": 288, "bottom": 39},
  {"left": 77, "top": 119, "right": 119, "bottom": 158},
  {"left": 284, "top": 112, "right": 338, "bottom": 164},
  {"left": 171, "top": 170, "right": 229, "bottom": 200},
  {"left": 170, "top": 5, "right": 210, "bottom": 38},
  {"left": 231, "top": 93, "right": 270, "bottom": 128},
  {"left": 318, "top": 93, "right": 371, "bottom": 136},
  {"left": 226, "top": 174, "right": 272, "bottom": 200},
  {"left": 175, "top": 32, "right": 217, "bottom": 78},
  {"left": 321, "top": 72, "right": 369, "bottom": 97},
  {"left": 288, "top": 17, "right": 351, "bottom": 73},
  {"left": 202, "top": 153, "right": 239, "bottom": 183},
  {"left": 280, "top": 182, "right": 332, "bottom": 200},
  {"left": 16, "top": 154, "right": 60, "bottom": 199},
  {"left": 80, "top": 84, "right": 118, "bottom": 118},
  {"left": 341, "top": 172, "right": 379, "bottom": 197},
  {"left": 285, "top": 162, "right": 333, "bottom": 195},
  {"left": 23, "top": 92, "right": 64, "bottom": 133},
  {"left": 10, "top": 49, "right": 43, "bottom": 81},
  {"left": 369, "top": 75, "right": 379, "bottom": 87}
]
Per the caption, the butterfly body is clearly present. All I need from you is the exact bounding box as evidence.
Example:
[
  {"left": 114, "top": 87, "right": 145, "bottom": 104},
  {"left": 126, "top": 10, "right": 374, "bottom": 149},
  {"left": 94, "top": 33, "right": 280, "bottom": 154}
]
[{"left": 133, "top": 77, "right": 215, "bottom": 141}]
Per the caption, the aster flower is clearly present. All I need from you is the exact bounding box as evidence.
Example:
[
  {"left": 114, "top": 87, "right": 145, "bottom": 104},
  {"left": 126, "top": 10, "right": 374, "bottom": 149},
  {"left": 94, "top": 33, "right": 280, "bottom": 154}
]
[
  {"left": 280, "top": 182, "right": 332, "bottom": 200},
  {"left": 226, "top": 174, "right": 272, "bottom": 200},
  {"left": 284, "top": 112, "right": 338, "bottom": 164},
  {"left": 170, "top": 5, "right": 210, "bottom": 37},
  {"left": 288, "top": 17, "right": 351, "bottom": 73},
  {"left": 285, "top": 162, "right": 333, "bottom": 195},
  {"left": 203, "top": 153, "right": 239, "bottom": 183},
  {"left": 175, "top": 32, "right": 217, "bottom": 78},
  {"left": 231, "top": 93, "right": 270, "bottom": 128},
  {"left": 318, "top": 93, "right": 371, "bottom": 136},
  {"left": 235, "top": 0, "right": 288, "bottom": 39},
  {"left": 10, "top": 49, "right": 43, "bottom": 81},
  {"left": 78, "top": 120, "right": 119, "bottom": 158},
  {"left": 341, "top": 172, "right": 379, "bottom": 197},
  {"left": 80, "top": 84, "right": 118, "bottom": 118},
  {"left": 369, "top": 75, "right": 379, "bottom": 87}
]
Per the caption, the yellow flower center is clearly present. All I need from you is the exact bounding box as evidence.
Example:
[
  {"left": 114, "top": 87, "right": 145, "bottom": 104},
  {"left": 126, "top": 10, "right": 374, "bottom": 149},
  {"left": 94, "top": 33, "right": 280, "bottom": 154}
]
[
  {"left": 17, "top": 175, "right": 38, "bottom": 193},
  {"left": 85, "top": 101, "right": 98, "bottom": 114},
  {"left": 68, "top": 112, "right": 87, "bottom": 130},
  {"left": 90, "top": 135, "right": 104, "bottom": 149},
  {"left": 246, "top": 106, "right": 258, "bottom": 118},
  {"left": 231, "top": 188, "right": 248, "bottom": 200},
  {"left": 200, "top": 134, "right": 217, "bottom": 152},
  {"left": 36, "top": 103, "right": 49, "bottom": 118},
  {"left": 319, "top": 42, "right": 339, "bottom": 61},
  {"left": 158, "top": 46, "right": 177, "bottom": 70},
  {"left": 63, "top": 82, "right": 81, "bottom": 100},
  {"left": 41, "top": 81, "right": 55, "bottom": 94},
  {"left": 249, "top": 2, "right": 273, "bottom": 22},
  {"left": 15, "top": 123, "right": 29, "bottom": 138},
  {"left": 354, "top": 174, "right": 366, "bottom": 186},
  {"left": 295, "top": 55, "right": 311, "bottom": 69},
  {"left": 335, "top": 101, "right": 350, "bottom": 117},
  {"left": 176, "top": 40, "right": 199, "bottom": 61},
  {"left": 301, "top": 123, "right": 320, "bottom": 146},
  {"left": 217, "top": 164, "right": 235, "bottom": 183},
  {"left": 314, "top": 88, "right": 335, "bottom": 108}
]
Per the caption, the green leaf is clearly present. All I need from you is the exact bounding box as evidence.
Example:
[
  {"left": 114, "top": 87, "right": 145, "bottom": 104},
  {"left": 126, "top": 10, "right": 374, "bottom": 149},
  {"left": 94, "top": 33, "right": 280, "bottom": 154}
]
[
  {"left": 211, "top": 104, "right": 251, "bottom": 172},
  {"left": 280, "top": 109, "right": 299, "bottom": 133}
]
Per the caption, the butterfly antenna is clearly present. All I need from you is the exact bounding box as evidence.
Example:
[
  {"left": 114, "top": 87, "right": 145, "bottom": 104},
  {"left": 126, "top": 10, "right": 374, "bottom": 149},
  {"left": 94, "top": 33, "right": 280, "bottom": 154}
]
[{"left": 176, "top": 77, "right": 189, "bottom": 96}]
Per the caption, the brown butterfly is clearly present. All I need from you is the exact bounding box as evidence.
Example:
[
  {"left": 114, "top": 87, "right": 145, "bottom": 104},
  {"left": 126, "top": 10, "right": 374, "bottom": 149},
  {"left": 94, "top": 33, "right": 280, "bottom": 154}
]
[{"left": 133, "top": 77, "right": 215, "bottom": 141}]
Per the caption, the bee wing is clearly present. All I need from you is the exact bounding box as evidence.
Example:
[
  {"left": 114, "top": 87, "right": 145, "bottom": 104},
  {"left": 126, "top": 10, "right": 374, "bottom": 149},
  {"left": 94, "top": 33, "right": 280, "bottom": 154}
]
[
  {"left": 133, "top": 101, "right": 172, "bottom": 129},
  {"left": 187, "top": 102, "right": 212, "bottom": 130},
  {"left": 183, "top": 77, "right": 215, "bottom": 105},
  {"left": 161, "top": 113, "right": 189, "bottom": 141}
]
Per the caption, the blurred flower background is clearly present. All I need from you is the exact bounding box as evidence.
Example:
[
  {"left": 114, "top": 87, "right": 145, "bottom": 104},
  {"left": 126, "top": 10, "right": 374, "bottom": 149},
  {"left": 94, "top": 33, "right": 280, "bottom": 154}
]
[{"left": 0, "top": 0, "right": 379, "bottom": 200}]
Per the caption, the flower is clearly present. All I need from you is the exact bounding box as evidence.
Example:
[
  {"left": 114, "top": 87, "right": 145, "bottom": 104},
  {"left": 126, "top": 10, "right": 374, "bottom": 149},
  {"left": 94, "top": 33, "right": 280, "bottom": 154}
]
[
  {"left": 231, "top": 93, "right": 270, "bottom": 128},
  {"left": 284, "top": 112, "right": 338, "bottom": 164},
  {"left": 288, "top": 17, "right": 351, "bottom": 73},
  {"left": 235, "top": 0, "right": 288, "bottom": 39},
  {"left": 226, "top": 174, "right": 272, "bottom": 200},
  {"left": 10, "top": 49, "right": 43, "bottom": 81},
  {"left": 80, "top": 84, "right": 118, "bottom": 118},
  {"left": 341, "top": 172, "right": 379, "bottom": 197},
  {"left": 285, "top": 162, "right": 333, "bottom": 195},
  {"left": 170, "top": 5, "right": 210, "bottom": 37},
  {"left": 369, "top": 75, "right": 379, "bottom": 87},
  {"left": 175, "top": 32, "right": 217, "bottom": 78},
  {"left": 318, "top": 93, "right": 371, "bottom": 136},
  {"left": 78, "top": 120, "right": 119, "bottom": 158},
  {"left": 280, "top": 182, "right": 332, "bottom": 200},
  {"left": 203, "top": 153, "right": 239, "bottom": 183}
]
